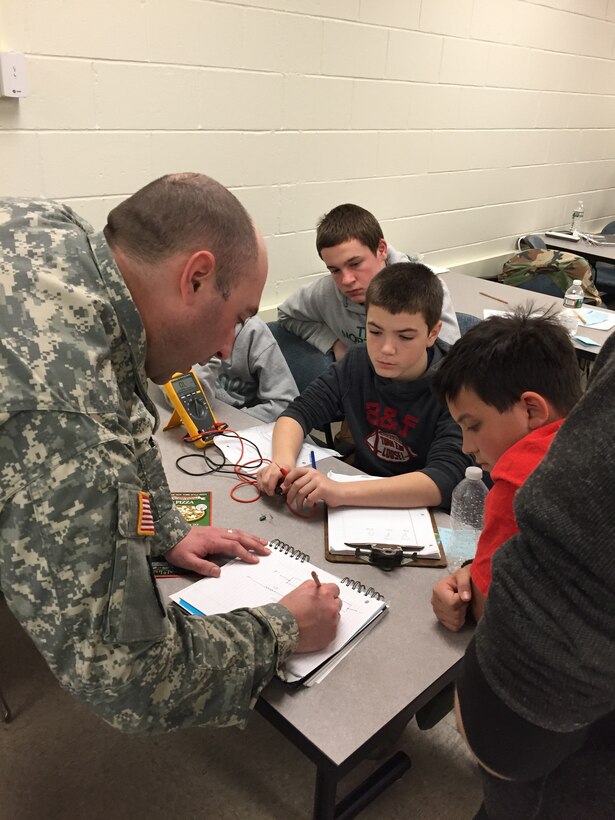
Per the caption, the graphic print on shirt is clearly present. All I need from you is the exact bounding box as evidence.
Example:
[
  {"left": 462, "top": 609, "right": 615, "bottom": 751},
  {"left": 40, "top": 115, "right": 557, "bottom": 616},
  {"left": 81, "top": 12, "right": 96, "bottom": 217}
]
[
  {"left": 364, "top": 402, "right": 418, "bottom": 463},
  {"left": 365, "top": 429, "right": 416, "bottom": 462},
  {"left": 218, "top": 373, "right": 249, "bottom": 395},
  {"left": 341, "top": 324, "right": 366, "bottom": 345}
]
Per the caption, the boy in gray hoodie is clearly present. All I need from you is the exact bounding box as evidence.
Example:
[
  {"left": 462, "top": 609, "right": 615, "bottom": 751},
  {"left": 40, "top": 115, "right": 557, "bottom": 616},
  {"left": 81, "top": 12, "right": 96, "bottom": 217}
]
[
  {"left": 278, "top": 203, "right": 460, "bottom": 362},
  {"left": 195, "top": 316, "right": 298, "bottom": 423}
]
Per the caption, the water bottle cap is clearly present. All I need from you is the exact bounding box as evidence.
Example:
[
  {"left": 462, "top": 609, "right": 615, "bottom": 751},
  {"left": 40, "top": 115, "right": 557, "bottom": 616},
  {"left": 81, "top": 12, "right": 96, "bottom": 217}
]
[
  {"left": 573, "top": 280, "right": 582, "bottom": 286},
  {"left": 465, "top": 466, "right": 483, "bottom": 480}
]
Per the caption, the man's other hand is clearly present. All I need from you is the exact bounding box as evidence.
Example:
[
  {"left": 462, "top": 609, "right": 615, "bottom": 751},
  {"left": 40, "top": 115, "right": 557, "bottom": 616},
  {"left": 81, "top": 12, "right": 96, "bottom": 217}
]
[{"left": 165, "top": 527, "right": 270, "bottom": 577}]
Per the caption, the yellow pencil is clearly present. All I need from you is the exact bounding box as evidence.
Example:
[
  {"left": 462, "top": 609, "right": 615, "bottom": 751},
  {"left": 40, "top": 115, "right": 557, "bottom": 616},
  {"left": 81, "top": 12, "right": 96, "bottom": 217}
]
[
  {"left": 575, "top": 310, "right": 587, "bottom": 324},
  {"left": 480, "top": 291, "right": 509, "bottom": 305}
]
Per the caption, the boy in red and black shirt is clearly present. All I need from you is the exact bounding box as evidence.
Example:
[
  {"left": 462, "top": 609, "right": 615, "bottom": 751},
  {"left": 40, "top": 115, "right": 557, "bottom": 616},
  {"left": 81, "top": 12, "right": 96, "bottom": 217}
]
[
  {"left": 257, "top": 263, "right": 471, "bottom": 512},
  {"left": 431, "top": 310, "right": 582, "bottom": 630}
]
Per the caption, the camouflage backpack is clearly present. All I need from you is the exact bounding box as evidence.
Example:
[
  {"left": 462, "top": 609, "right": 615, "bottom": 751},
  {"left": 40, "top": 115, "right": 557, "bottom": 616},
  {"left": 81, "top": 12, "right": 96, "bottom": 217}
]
[{"left": 500, "top": 248, "right": 602, "bottom": 305}]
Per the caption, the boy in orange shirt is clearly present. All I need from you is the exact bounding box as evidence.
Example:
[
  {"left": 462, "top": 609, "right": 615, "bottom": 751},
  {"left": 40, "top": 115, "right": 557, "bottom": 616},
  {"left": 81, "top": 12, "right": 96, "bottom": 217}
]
[{"left": 430, "top": 311, "right": 582, "bottom": 631}]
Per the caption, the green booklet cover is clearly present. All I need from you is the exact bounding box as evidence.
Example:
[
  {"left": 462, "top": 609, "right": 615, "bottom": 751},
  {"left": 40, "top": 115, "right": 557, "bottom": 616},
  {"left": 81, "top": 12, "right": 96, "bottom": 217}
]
[
  {"left": 151, "top": 491, "right": 211, "bottom": 577},
  {"left": 171, "top": 491, "right": 211, "bottom": 527}
]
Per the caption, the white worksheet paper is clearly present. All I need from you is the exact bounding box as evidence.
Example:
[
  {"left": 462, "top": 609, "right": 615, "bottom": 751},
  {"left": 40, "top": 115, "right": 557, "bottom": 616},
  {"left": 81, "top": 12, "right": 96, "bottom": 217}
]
[
  {"left": 213, "top": 423, "right": 338, "bottom": 473},
  {"left": 170, "top": 545, "right": 387, "bottom": 684},
  {"left": 326, "top": 472, "right": 440, "bottom": 559},
  {"left": 483, "top": 307, "right": 615, "bottom": 332},
  {"left": 577, "top": 307, "right": 615, "bottom": 330}
]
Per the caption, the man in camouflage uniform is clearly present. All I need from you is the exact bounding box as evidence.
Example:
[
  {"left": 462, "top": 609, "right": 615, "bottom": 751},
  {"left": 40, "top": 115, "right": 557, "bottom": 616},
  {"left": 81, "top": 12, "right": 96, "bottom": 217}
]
[{"left": 0, "top": 173, "right": 341, "bottom": 732}]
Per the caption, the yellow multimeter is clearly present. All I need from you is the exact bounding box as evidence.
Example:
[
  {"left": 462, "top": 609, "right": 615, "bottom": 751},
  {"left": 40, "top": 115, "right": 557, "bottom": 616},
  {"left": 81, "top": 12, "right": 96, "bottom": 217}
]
[{"left": 162, "top": 369, "right": 218, "bottom": 448}]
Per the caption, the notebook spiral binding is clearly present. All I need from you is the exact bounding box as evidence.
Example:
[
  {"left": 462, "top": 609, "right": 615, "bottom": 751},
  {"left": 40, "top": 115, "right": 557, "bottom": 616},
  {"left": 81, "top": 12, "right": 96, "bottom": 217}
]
[
  {"left": 341, "top": 577, "right": 384, "bottom": 601},
  {"left": 269, "top": 538, "right": 310, "bottom": 563}
]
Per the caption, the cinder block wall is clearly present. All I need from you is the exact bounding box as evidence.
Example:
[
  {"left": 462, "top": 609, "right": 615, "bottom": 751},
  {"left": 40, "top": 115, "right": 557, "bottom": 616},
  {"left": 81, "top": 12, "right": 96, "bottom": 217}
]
[{"left": 1, "top": 0, "right": 614, "bottom": 311}]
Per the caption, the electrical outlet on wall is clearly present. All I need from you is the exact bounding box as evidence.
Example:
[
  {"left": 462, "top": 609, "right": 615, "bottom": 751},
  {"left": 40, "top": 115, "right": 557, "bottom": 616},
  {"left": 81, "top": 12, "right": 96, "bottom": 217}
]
[{"left": 0, "top": 52, "right": 28, "bottom": 98}]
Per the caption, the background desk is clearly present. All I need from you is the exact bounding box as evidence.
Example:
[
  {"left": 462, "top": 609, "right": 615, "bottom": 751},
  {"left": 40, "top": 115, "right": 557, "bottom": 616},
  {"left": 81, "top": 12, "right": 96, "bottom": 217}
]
[
  {"left": 539, "top": 234, "right": 615, "bottom": 267},
  {"left": 155, "top": 399, "right": 470, "bottom": 820},
  {"left": 441, "top": 270, "right": 614, "bottom": 359}
]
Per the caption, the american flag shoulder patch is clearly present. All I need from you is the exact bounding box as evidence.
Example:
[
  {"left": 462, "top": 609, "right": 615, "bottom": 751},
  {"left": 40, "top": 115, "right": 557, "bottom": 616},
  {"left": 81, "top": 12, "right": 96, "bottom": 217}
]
[{"left": 137, "top": 491, "right": 155, "bottom": 536}]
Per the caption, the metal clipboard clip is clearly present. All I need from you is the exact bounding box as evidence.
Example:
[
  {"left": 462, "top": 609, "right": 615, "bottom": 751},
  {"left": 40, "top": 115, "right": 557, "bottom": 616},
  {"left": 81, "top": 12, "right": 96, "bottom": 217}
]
[{"left": 345, "top": 543, "right": 425, "bottom": 571}]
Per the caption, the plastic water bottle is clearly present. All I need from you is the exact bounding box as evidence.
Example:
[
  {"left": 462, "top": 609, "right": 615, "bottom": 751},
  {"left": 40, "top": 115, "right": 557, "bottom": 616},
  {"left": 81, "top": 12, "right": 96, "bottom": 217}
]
[
  {"left": 557, "top": 307, "right": 578, "bottom": 336},
  {"left": 571, "top": 200, "right": 584, "bottom": 235},
  {"left": 563, "top": 279, "right": 584, "bottom": 309},
  {"left": 448, "top": 466, "right": 489, "bottom": 570}
]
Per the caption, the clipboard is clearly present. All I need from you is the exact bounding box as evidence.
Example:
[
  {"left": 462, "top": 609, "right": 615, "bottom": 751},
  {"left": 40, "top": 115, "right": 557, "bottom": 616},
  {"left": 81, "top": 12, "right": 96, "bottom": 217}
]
[{"left": 324, "top": 508, "right": 447, "bottom": 568}]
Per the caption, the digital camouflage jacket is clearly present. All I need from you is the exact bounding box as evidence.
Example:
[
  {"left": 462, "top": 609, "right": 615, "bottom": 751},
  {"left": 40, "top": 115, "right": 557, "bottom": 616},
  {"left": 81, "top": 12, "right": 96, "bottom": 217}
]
[{"left": 0, "top": 199, "right": 298, "bottom": 732}]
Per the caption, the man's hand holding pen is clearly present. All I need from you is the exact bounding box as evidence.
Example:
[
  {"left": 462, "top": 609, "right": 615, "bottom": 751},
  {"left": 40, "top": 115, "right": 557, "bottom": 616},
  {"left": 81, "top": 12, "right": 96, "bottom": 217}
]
[{"left": 279, "top": 573, "right": 341, "bottom": 653}]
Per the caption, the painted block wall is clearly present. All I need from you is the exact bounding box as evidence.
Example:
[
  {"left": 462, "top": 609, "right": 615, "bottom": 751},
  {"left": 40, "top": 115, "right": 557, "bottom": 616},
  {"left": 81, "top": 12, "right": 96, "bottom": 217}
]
[{"left": 1, "top": 0, "right": 614, "bottom": 310}]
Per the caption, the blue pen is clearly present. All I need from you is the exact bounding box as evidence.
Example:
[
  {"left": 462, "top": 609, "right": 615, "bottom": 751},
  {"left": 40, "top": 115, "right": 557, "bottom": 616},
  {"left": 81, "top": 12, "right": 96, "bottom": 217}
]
[{"left": 310, "top": 450, "right": 317, "bottom": 469}]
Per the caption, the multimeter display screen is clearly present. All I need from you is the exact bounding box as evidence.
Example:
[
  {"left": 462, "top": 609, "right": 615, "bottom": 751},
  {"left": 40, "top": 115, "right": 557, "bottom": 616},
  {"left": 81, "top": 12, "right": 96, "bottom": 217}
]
[
  {"left": 173, "top": 374, "right": 198, "bottom": 395},
  {"left": 171, "top": 372, "right": 215, "bottom": 433}
]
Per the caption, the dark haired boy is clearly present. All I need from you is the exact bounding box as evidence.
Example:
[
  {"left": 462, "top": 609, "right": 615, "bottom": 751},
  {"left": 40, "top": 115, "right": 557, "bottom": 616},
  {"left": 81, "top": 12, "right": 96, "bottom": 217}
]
[
  {"left": 257, "top": 263, "right": 471, "bottom": 510},
  {"left": 278, "top": 203, "right": 459, "bottom": 363},
  {"left": 430, "top": 311, "right": 582, "bottom": 631}
]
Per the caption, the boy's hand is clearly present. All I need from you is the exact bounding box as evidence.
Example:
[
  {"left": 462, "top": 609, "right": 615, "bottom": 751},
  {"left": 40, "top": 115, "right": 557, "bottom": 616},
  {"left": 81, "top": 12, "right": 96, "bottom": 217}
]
[
  {"left": 256, "top": 462, "right": 291, "bottom": 496},
  {"left": 279, "top": 578, "right": 342, "bottom": 653},
  {"left": 431, "top": 564, "right": 473, "bottom": 632},
  {"left": 283, "top": 467, "right": 343, "bottom": 510}
]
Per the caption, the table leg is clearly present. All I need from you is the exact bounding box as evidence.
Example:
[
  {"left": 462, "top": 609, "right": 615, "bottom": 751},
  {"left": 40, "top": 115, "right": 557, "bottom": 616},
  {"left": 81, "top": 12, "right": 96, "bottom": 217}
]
[
  {"left": 0, "top": 687, "right": 11, "bottom": 723},
  {"left": 313, "top": 751, "right": 411, "bottom": 820},
  {"left": 313, "top": 767, "right": 338, "bottom": 820}
]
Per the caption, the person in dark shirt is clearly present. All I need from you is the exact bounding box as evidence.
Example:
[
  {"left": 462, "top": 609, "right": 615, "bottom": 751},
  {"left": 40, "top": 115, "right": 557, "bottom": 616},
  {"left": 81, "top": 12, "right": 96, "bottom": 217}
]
[
  {"left": 257, "top": 263, "right": 470, "bottom": 512},
  {"left": 455, "top": 332, "right": 615, "bottom": 819}
]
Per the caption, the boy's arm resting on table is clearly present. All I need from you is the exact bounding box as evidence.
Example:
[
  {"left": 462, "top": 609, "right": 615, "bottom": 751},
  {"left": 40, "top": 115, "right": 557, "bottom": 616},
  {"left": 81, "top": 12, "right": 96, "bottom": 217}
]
[
  {"left": 258, "top": 365, "right": 345, "bottom": 496},
  {"left": 257, "top": 417, "right": 306, "bottom": 494},
  {"left": 277, "top": 282, "right": 339, "bottom": 354},
  {"left": 278, "top": 361, "right": 346, "bottom": 436},
  {"left": 421, "top": 406, "right": 473, "bottom": 508},
  {"left": 286, "top": 469, "right": 442, "bottom": 510}
]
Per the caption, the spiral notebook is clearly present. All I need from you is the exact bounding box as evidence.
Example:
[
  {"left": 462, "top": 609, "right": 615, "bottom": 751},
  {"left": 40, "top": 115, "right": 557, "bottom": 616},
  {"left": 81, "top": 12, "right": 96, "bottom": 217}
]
[{"left": 170, "top": 539, "right": 388, "bottom": 685}]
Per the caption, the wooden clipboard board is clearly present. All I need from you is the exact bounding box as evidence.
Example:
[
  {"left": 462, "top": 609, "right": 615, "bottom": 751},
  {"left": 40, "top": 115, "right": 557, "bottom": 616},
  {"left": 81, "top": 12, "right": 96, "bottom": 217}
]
[{"left": 323, "top": 508, "right": 447, "bottom": 568}]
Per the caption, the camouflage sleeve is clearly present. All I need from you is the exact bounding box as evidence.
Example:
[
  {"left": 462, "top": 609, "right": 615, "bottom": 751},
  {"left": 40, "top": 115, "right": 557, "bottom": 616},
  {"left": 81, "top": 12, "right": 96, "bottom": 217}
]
[{"left": 0, "top": 415, "right": 299, "bottom": 732}]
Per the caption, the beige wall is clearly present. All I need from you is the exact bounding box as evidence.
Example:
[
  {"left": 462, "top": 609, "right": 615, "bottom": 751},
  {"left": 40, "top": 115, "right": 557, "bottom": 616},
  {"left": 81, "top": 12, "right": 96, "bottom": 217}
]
[{"left": 1, "top": 0, "right": 614, "bottom": 309}]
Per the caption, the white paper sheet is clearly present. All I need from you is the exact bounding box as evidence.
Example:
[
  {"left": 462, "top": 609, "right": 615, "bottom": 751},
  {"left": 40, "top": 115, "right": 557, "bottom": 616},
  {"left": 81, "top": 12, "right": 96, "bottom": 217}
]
[
  {"left": 326, "top": 472, "right": 441, "bottom": 559},
  {"left": 213, "top": 422, "right": 339, "bottom": 473},
  {"left": 577, "top": 307, "right": 615, "bottom": 331}
]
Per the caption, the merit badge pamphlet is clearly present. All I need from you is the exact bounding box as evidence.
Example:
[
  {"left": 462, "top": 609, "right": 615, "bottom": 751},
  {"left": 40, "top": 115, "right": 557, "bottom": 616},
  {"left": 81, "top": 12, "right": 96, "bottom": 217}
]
[
  {"left": 171, "top": 491, "right": 211, "bottom": 527},
  {"left": 151, "top": 491, "right": 211, "bottom": 578}
]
